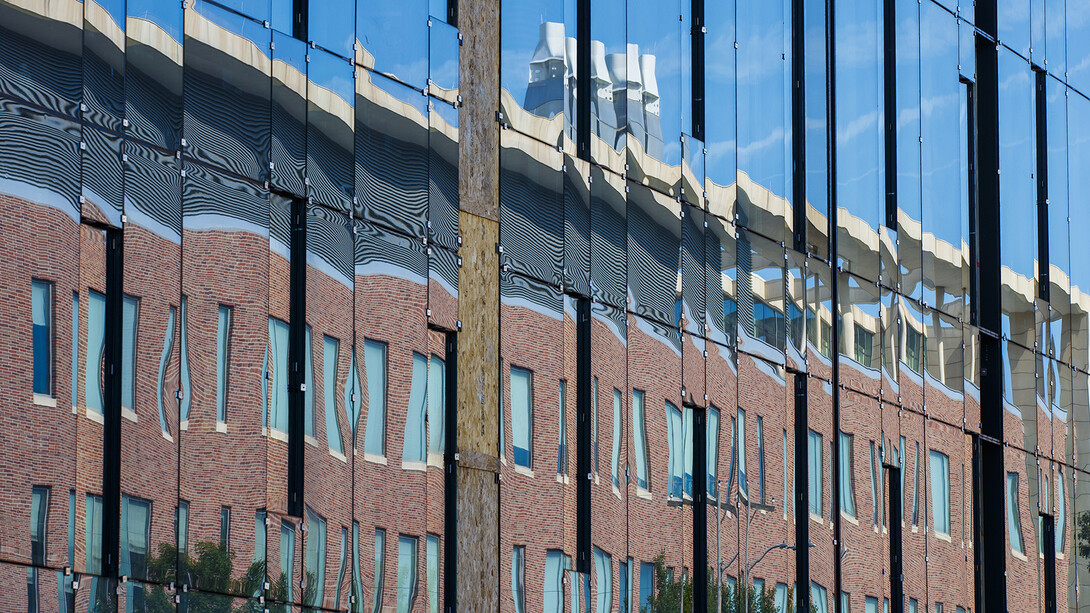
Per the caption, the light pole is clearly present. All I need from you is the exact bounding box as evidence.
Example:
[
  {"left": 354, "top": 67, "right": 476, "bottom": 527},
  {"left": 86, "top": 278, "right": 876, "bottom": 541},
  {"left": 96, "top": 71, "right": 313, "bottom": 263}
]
[
  {"left": 715, "top": 479, "right": 723, "bottom": 613},
  {"left": 739, "top": 495, "right": 770, "bottom": 613}
]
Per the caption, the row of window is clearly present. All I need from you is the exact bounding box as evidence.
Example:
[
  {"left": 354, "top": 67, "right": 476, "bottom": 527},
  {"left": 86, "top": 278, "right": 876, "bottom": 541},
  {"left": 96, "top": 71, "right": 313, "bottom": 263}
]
[
  {"left": 24, "top": 484, "right": 439, "bottom": 613},
  {"left": 503, "top": 362, "right": 1062, "bottom": 557},
  {"left": 510, "top": 543, "right": 971, "bottom": 613},
  {"left": 29, "top": 280, "right": 448, "bottom": 462}
]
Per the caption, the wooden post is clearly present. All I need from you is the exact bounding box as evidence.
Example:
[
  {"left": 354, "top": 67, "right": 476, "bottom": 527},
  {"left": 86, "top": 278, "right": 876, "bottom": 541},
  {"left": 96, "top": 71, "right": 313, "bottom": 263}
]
[{"left": 456, "top": 0, "right": 501, "bottom": 610}]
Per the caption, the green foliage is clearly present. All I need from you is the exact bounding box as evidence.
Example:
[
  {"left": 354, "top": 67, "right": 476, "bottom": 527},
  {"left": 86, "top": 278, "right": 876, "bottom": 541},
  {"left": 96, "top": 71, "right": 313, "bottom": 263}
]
[
  {"left": 136, "top": 540, "right": 307, "bottom": 613},
  {"left": 1078, "top": 511, "right": 1090, "bottom": 572},
  {"left": 637, "top": 552, "right": 814, "bottom": 613}
]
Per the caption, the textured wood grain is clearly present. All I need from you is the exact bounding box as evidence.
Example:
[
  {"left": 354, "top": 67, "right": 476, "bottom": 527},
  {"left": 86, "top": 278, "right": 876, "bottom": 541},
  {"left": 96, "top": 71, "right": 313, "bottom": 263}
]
[
  {"left": 455, "top": 1, "right": 501, "bottom": 606},
  {"left": 457, "top": 0, "right": 500, "bottom": 221}
]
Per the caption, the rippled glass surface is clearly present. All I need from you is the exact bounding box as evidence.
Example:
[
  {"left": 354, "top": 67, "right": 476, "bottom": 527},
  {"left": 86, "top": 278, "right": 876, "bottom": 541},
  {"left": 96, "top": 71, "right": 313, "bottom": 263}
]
[
  {"left": 0, "top": 0, "right": 82, "bottom": 117},
  {"left": 999, "top": 0, "right": 1031, "bottom": 59},
  {"left": 998, "top": 49, "right": 1037, "bottom": 350},
  {"left": 590, "top": 166, "right": 628, "bottom": 309},
  {"left": 181, "top": 161, "right": 269, "bottom": 597},
  {"left": 430, "top": 98, "right": 460, "bottom": 250},
  {"left": 121, "top": 144, "right": 182, "bottom": 592},
  {"left": 355, "top": 70, "right": 429, "bottom": 238},
  {"left": 307, "top": 47, "right": 355, "bottom": 212},
  {"left": 126, "top": 0, "right": 184, "bottom": 149},
  {"left": 705, "top": 212, "right": 737, "bottom": 350},
  {"left": 501, "top": 129, "right": 563, "bottom": 286},
  {"left": 736, "top": 229, "right": 785, "bottom": 363},
  {"left": 589, "top": 0, "right": 627, "bottom": 170},
  {"left": 838, "top": 272, "right": 882, "bottom": 397},
  {"left": 835, "top": 0, "right": 882, "bottom": 281},
  {"left": 185, "top": 0, "right": 271, "bottom": 182},
  {"left": 356, "top": 0, "right": 428, "bottom": 89},
  {"left": 626, "top": 0, "right": 682, "bottom": 191},
  {"left": 807, "top": 256, "right": 833, "bottom": 381},
  {"left": 737, "top": 0, "right": 787, "bottom": 244},
  {"left": 430, "top": 245, "right": 460, "bottom": 332},
  {"left": 81, "top": 127, "right": 124, "bottom": 228},
  {"left": 302, "top": 203, "right": 355, "bottom": 608},
  {"left": 628, "top": 183, "right": 681, "bottom": 327},
  {"left": 271, "top": 31, "right": 308, "bottom": 196},
  {"left": 921, "top": 1, "right": 964, "bottom": 320},
  {"left": 564, "top": 155, "right": 592, "bottom": 296},
  {"left": 681, "top": 203, "right": 706, "bottom": 338},
  {"left": 500, "top": 0, "right": 568, "bottom": 145},
  {"left": 704, "top": 0, "right": 737, "bottom": 224},
  {"left": 804, "top": 0, "right": 828, "bottom": 259},
  {"left": 309, "top": 0, "right": 355, "bottom": 58},
  {"left": 896, "top": 0, "right": 922, "bottom": 301},
  {"left": 83, "top": 0, "right": 126, "bottom": 130},
  {"left": 429, "top": 17, "right": 460, "bottom": 105}
]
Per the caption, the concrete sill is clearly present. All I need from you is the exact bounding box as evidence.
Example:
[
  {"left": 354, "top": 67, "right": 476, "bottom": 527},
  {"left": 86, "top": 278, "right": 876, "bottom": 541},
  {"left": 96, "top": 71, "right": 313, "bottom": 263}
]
[
  {"left": 33, "top": 394, "right": 57, "bottom": 408},
  {"left": 636, "top": 487, "right": 653, "bottom": 501},
  {"left": 364, "top": 452, "right": 388, "bottom": 466},
  {"left": 215, "top": 422, "right": 228, "bottom": 434},
  {"left": 402, "top": 460, "right": 427, "bottom": 472},
  {"left": 122, "top": 407, "right": 138, "bottom": 423},
  {"left": 85, "top": 407, "right": 104, "bottom": 424},
  {"left": 513, "top": 465, "right": 535, "bottom": 478},
  {"left": 329, "top": 449, "right": 347, "bottom": 463}
]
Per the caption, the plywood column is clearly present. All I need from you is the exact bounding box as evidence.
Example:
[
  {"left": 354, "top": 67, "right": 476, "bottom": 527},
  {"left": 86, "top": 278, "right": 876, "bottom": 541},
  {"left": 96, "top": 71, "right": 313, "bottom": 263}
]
[{"left": 456, "top": 0, "right": 501, "bottom": 610}]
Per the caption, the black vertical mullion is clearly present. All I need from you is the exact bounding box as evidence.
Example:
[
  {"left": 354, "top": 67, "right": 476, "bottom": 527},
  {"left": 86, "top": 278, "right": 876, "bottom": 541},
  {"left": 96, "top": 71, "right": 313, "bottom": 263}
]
[
  {"left": 883, "top": 0, "right": 898, "bottom": 230},
  {"left": 692, "top": 0, "right": 705, "bottom": 141},
  {"left": 576, "top": 0, "right": 591, "bottom": 160},
  {"left": 975, "top": 20, "right": 1007, "bottom": 609},
  {"left": 791, "top": 0, "right": 806, "bottom": 253},
  {"left": 288, "top": 199, "right": 306, "bottom": 518},
  {"left": 101, "top": 227, "right": 124, "bottom": 578},
  {"left": 576, "top": 297, "right": 591, "bottom": 573},
  {"left": 886, "top": 462, "right": 903, "bottom": 613},
  {"left": 444, "top": 332, "right": 458, "bottom": 613},
  {"left": 794, "top": 372, "right": 810, "bottom": 613},
  {"left": 447, "top": 0, "right": 458, "bottom": 27},
  {"left": 693, "top": 405, "right": 707, "bottom": 612},
  {"left": 1043, "top": 513, "right": 1056, "bottom": 613},
  {"left": 825, "top": 0, "right": 838, "bottom": 602},
  {"left": 1035, "top": 69, "right": 1049, "bottom": 302},
  {"left": 964, "top": 79, "right": 979, "bottom": 327},
  {"left": 293, "top": 0, "right": 308, "bottom": 42}
]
